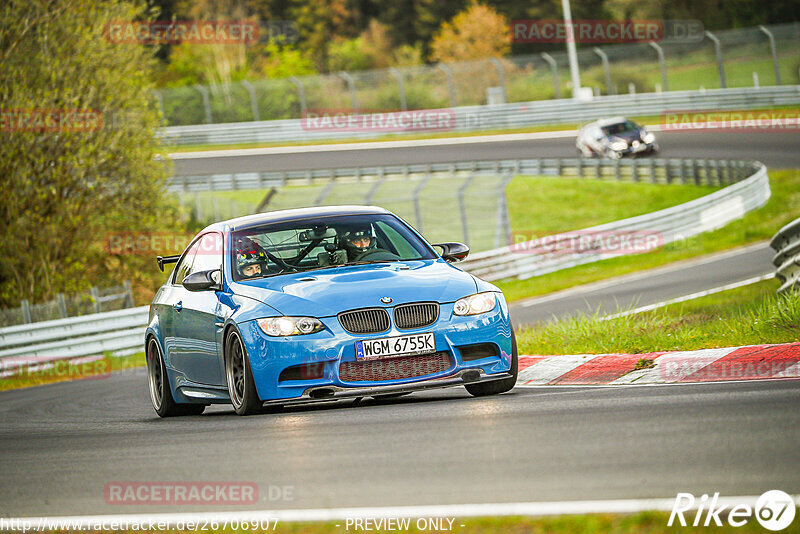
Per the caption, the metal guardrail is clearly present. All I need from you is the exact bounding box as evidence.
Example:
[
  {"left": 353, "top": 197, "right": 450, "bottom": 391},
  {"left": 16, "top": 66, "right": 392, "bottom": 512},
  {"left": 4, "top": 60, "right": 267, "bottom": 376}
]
[
  {"left": 159, "top": 85, "right": 800, "bottom": 146},
  {"left": 770, "top": 218, "right": 800, "bottom": 293},
  {"left": 0, "top": 306, "right": 149, "bottom": 374},
  {"left": 459, "top": 160, "right": 770, "bottom": 280}
]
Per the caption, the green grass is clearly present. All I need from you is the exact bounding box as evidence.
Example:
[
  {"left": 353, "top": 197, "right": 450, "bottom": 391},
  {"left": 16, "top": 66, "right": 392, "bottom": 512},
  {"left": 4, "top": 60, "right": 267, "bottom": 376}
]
[
  {"left": 0, "top": 352, "right": 145, "bottom": 392},
  {"left": 497, "top": 168, "right": 800, "bottom": 303},
  {"left": 516, "top": 279, "right": 800, "bottom": 356}
]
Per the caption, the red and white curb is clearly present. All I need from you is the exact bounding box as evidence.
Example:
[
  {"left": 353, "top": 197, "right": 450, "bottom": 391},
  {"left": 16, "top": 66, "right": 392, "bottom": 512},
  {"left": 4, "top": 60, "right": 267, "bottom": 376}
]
[{"left": 516, "top": 343, "right": 800, "bottom": 386}]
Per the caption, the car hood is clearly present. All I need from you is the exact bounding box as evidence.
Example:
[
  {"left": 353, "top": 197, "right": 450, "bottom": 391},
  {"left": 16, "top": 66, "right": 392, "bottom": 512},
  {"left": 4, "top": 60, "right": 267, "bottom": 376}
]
[
  {"left": 609, "top": 130, "right": 644, "bottom": 144},
  {"left": 229, "top": 259, "right": 479, "bottom": 317}
]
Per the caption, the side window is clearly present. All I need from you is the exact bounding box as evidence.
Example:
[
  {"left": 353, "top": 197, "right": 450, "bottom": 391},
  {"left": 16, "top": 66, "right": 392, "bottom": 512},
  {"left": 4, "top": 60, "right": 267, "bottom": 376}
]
[
  {"left": 190, "top": 233, "right": 223, "bottom": 275},
  {"left": 173, "top": 241, "right": 199, "bottom": 285}
]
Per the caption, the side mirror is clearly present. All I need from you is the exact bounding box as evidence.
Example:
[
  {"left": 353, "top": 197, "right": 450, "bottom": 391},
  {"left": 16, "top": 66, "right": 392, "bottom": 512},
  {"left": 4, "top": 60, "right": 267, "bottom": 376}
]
[
  {"left": 433, "top": 242, "right": 470, "bottom": 262},
  {"left": 183, "top": 269, "right": 221, "bottom": 292}
]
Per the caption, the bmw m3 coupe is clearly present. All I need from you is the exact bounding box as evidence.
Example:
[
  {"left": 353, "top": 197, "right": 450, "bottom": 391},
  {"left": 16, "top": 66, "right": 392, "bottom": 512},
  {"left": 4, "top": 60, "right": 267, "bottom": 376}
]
[{"left": 146, "top": 206, "right": 517, "bottom": 416}]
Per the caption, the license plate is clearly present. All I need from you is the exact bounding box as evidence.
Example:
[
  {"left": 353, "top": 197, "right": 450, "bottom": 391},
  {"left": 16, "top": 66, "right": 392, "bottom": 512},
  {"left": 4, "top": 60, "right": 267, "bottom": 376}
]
[{"left": 355, "top": 332, "right": 435, "bottom": 360}]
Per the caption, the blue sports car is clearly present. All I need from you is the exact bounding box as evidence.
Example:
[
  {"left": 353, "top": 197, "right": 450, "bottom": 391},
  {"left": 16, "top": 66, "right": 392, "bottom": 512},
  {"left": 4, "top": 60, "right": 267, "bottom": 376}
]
[{"left": 146, "top": 206, "right": 517, "bottom": 416}]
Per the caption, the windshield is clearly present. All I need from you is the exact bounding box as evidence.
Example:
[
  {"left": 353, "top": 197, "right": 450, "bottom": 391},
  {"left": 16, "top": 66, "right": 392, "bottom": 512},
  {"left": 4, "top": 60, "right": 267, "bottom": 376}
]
[
  {"left": 601, "top": 120, "right": 640, "bottom": 136},
  {"left": 231, "top": 213, "right": 436, "bottom": 281}
]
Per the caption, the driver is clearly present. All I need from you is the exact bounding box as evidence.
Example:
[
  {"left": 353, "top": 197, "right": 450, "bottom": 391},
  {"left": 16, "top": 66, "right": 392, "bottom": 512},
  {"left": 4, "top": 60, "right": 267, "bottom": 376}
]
[
  {"left": 235, "top": 238, "right": 268, "bottom": 279},
  {"left": 340, "top": 224, "right": 377, "bottom": 261}
]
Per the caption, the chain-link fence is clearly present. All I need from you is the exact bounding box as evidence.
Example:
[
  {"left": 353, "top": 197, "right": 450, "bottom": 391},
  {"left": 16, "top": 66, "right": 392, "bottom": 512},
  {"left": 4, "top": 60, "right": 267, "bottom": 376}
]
[
  {"left": 0, "top": 283, "right": 135, "bottom": 327},
  {"left": 155, "top": 23, "right": 800, "bottom": 126}
]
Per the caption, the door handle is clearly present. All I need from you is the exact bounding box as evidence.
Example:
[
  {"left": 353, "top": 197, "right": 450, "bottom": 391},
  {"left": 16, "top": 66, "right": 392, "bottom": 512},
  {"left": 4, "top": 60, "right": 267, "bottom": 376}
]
[{"left": 173, "top": 301, "right": 183, "bottom": 312}]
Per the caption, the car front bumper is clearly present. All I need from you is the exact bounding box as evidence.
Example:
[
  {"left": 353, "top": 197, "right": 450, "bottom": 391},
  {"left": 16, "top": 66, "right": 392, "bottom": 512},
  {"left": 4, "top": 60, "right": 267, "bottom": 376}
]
[{"left": 238, "top": 297, "right": 514, "bottom": 402}]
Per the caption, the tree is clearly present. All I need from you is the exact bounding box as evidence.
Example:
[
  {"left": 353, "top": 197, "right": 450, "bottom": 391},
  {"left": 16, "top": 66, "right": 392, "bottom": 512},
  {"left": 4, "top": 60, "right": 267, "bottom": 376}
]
[
  {"left": 0, "top": 0, "right": 173, "bottom": 307},
  {"left": 430, "top": 2, "right": 511, "bottom": 63}
]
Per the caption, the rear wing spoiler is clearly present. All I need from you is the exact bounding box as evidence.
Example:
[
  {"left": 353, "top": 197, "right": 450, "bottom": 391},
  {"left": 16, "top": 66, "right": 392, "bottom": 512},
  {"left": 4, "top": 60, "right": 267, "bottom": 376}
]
[{"left": 156, "top": 255, "right": 181, "bottom": 272}]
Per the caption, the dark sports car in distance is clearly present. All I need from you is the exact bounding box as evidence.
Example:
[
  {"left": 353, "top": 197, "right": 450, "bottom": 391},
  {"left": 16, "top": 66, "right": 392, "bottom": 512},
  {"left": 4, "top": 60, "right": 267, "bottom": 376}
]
[
  {"left": 146, "top": 206, "right": 518, "bottom": 416},
  {"left": 576, "top": 117, "right": 658, "bottom": 159}
]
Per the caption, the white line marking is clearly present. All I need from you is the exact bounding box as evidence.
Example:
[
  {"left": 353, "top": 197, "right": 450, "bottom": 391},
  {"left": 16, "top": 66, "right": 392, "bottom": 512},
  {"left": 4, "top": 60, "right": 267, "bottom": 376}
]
[
  {"left": 514, "top": 377, "right": 800, "bottom": 389},
  {"left": 9, "top": 495, "right": 799, "bottom": 525},
  {"left": 602, "top": 272, "right": 775, "bottom": 320},
  {"left": 519, "top": 241, "right": 770, "bottom": 308}
]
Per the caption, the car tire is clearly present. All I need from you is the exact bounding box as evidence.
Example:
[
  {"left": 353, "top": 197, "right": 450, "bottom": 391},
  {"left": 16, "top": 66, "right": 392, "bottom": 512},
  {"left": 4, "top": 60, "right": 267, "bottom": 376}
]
[
  {"left": 225, "top": 329, "right": 261, "bottom": 416},
  {"left": 464, "top": 329, "right": 518, "bottom": 397},
  {"left": 147, "top": 338, "right": 205, "bottom": 417}
]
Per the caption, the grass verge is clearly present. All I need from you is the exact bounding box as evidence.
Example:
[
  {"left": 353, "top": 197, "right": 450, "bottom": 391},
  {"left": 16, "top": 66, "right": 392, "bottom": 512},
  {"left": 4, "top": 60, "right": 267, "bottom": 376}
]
[
  {"left": 0, "top": 352, "right": 145, "bottom": 392},
  {"left": 497, "top": 168, "right": 800, "bottom": 303},
  {"left": 516, "top": 278, "right": 800, "bottom": 356}
]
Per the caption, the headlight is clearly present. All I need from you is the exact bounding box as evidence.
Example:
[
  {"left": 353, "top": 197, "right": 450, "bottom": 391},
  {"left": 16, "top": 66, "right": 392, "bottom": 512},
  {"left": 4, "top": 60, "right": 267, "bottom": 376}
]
[
  {"left": 453, "top": 292, "right": 497, "bottom": 316},
  {"left": 642, "top": 131, "right": 656, "bottom": 143},
  {"left": 257, "top": 317, "right": 324, "bottom": 336},
  {"left": 610, "top": 141, "right": 627, "bottom": 151}
]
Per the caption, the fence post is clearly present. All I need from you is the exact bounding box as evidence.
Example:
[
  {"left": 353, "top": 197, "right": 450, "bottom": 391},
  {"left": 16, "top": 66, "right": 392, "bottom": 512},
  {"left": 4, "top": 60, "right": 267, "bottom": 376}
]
[
  {"left": 152, "top": 89, "right": 166, "bottom": 120},
  {"left": 123, "top": 280, "right": 134, "bottom": 308},
  {"left": 57, "top": 293, "right": 68, "bottom": 318},
  {"left": 364, "top": 168, "right": 385, "bottom": 204},
  {"left": 704, "top": 31, "right": 726, "bottom": 89},
  {"left": 389, "top": 67, "right": 408, "bottom": 111},
  {"left": 90, "top": 287, "right": 101, "bottom": 314},
  {"left": 489, "top": 58, "right": 508, "bottom": 102},
  {"left": 241, "top": 80, "right": 259, "bottom": 121},
  {"left": 592, "top": 47, "right": 614, "bottom": 95},
  {"left": 632, "top": 159, "right": 639, "bottom": 182},
  {"left": 648, "top": 42, "right": 668, "bottom": 92},
  {"left": 194, "top": 84, "right": 213, "bottom": 124},
  {"left": 289, "top": 76, "right": 307, "bottom": 115},
  {"left": 20, "top": 299, "right": 32, "bottom": 324},
  {"left": 758, "top": 25, "right": 781, "bottom": 85},
  {"left": 339, "top": 72, "right": 358, "bottom": 112},
  {"left": 649, "top": 158, "right": 657, "bottom": 183},
  {"left": 494, "top": 168, "right": 516, "bottom": 248},
  {"left": 413, "top": 166, "right": 433, "bottom": 232},
  {"left": 458, "top": 172, "right": 477, "bottom": 245},
  {"left": 614, "top": 159, "right": 621, "bottom": 181},
  {"left": 540, "top": 53, "right": 561, "bottom": 99},
  {"left": 437, "top": 63, "right": 458, "bottom": 108}
]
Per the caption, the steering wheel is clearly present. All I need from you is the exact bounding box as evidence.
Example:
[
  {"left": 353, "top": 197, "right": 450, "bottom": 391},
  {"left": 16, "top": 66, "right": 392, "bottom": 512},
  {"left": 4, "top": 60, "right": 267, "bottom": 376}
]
[{"left": 355, "top": 248, "right": 400, "bottom": 262}]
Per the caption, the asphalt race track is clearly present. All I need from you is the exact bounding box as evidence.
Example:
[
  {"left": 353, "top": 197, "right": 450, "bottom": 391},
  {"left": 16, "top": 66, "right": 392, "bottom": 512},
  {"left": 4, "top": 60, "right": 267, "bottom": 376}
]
[
  {"left": 1, "top": 129, "right": 798, "bottom": 519},
  {"left": 508, "top": 243, "right": 775, "bottom": 325},
  {"left": 172, "top": 130, "right": 800, "bottom": 175},
  {"left": 1, "top": 376, "right": 798, "bottom": 516}
]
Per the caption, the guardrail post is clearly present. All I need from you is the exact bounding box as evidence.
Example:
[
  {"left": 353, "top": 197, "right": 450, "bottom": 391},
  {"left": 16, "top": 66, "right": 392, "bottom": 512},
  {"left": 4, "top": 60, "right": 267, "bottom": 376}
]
[
  {"left": 540, "top": 53, "right": 561, "bottom": 99},
  {"left": 458, "top": 172, "right": 477, "bottom": 245},
  {"left": 632, "top": 159, "right": 639, "bottom": 182},
  {"left": 194, "top": 84, "right": 213, "bottom": 124},
  {"left": 339, "top": 72, "right": 358, "bottom": 112},
  {"left": 57, "top": 293, "right": 68, "bottom": 318},
  {"left": 576, "top": 157, "right": 584, "bottom": 177},
  {"left": 592, "top": 48, "right": 614, "bottom": 95},
  {"left": 703, "top": 160, "right": 712, "bottom": 186},
  {"left": 704, "top": 31, "right": 726, "bottom": 89},
  {"left": 241, "top": 81, "right": 259, "bottom": 121},
  {"left": 437, "top": 63, "right": 458, "bottom": 108},
  {"left": 758, "top": 25, "right": 782, "bottom": 85},
  {"left": 489, "top": 58, "right": 508, "bottom": 102},
  {"left": 679, "top": 159, "right": 687, "bottom": 184},
  {"left": 20, "top": 299, "right": 32, "bottom": 324},
  {"left": 594, "top": 159, "right": 601, "bottom": 179},
  {"left": 90, "top": 287, "right": 101, "bottom": 314},
  {"left": 614, "top": 159, "right": 621, "bottom": 181},
  {"left": 692, "top": 160, "right": 700, "bottom": 185},
  {"left": 556, "top": 158, "right": 562, "bottom": 176},
  {"left": 389, "top": 68, "right": 408, "bottom": 111},
  {"left": 649, "top": 158, "right": 657, "bottom": 183},
  {"left": 289, "top": 76, "right": 307, "bottom": 115},
  {"left": 648, "top": 42, "right": 668, "bottom": 92},
  {"left": 665, "top": 161, "right": 672, "bottom": 184}
]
